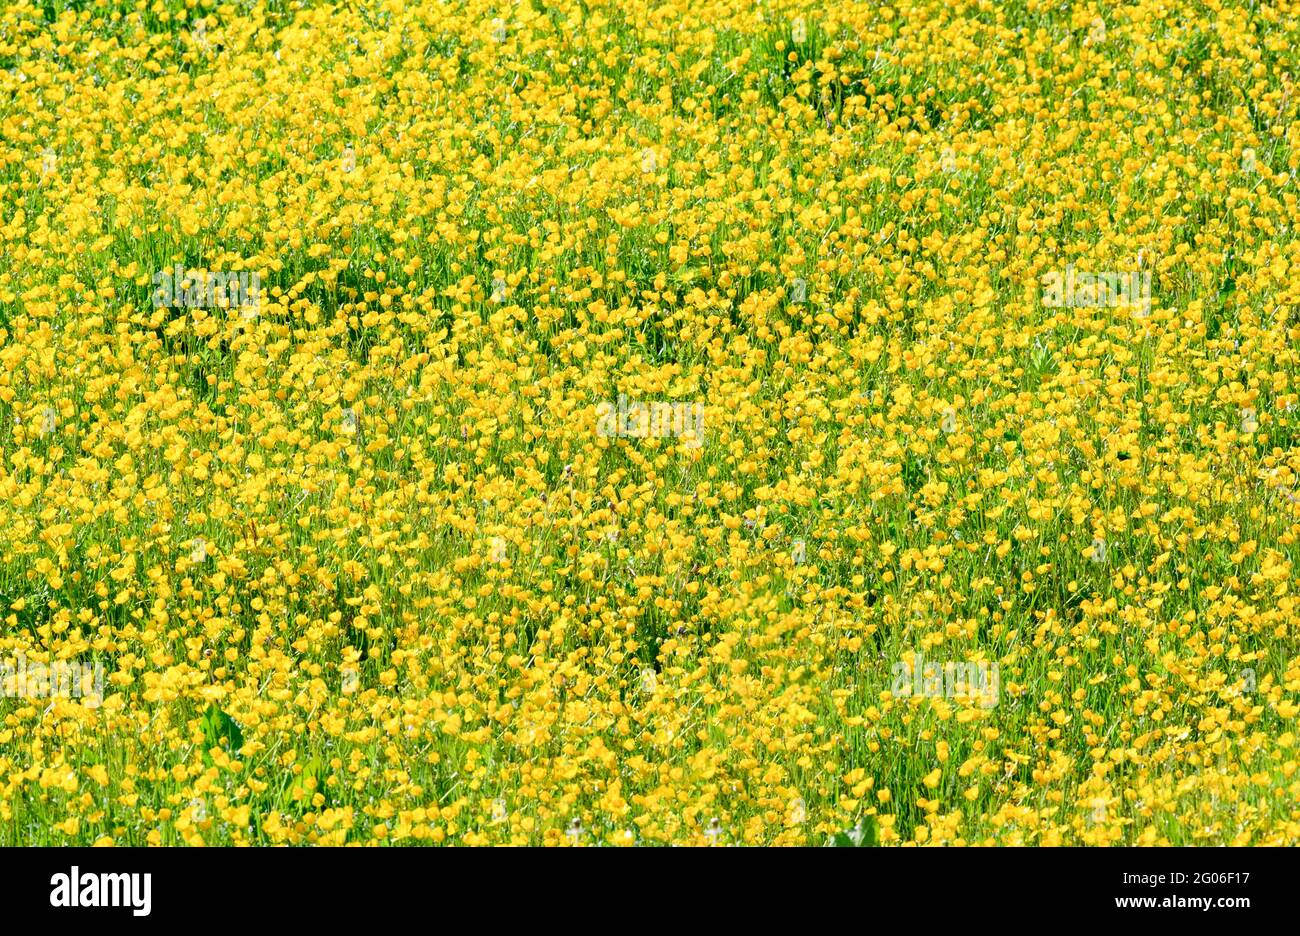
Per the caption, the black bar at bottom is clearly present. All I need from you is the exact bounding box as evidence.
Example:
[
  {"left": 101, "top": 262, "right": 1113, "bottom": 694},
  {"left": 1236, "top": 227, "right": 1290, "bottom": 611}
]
[{"left": 0, "top": 846, "right": 1285, "bottom": 925}]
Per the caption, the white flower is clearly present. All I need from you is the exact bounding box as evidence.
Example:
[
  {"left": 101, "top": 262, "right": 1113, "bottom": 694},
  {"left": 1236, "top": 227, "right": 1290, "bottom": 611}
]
[
  {"left": 1085, "top": 16, "right": 1105, "bottom": 45},
  {"left": 789, "top": 796, "right": 807, "bottom": 825}
]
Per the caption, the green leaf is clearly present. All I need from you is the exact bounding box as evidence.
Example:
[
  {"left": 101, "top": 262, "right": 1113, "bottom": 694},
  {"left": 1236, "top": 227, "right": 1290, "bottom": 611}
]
[
  {"left": 285, "top": 754, "right": 328, "bottom": 813},
  {"left": 200, "top": 702, "right": 244, "bottom": 761},
  {"left": 826, "top": 817, "right": 879, "bottom": 847}
]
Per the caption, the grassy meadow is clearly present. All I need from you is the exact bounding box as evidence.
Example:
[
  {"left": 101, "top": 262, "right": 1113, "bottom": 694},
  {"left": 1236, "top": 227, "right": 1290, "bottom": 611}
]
[{"left": 1, "top": 0, "right": 1299, "bottom": 845}]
